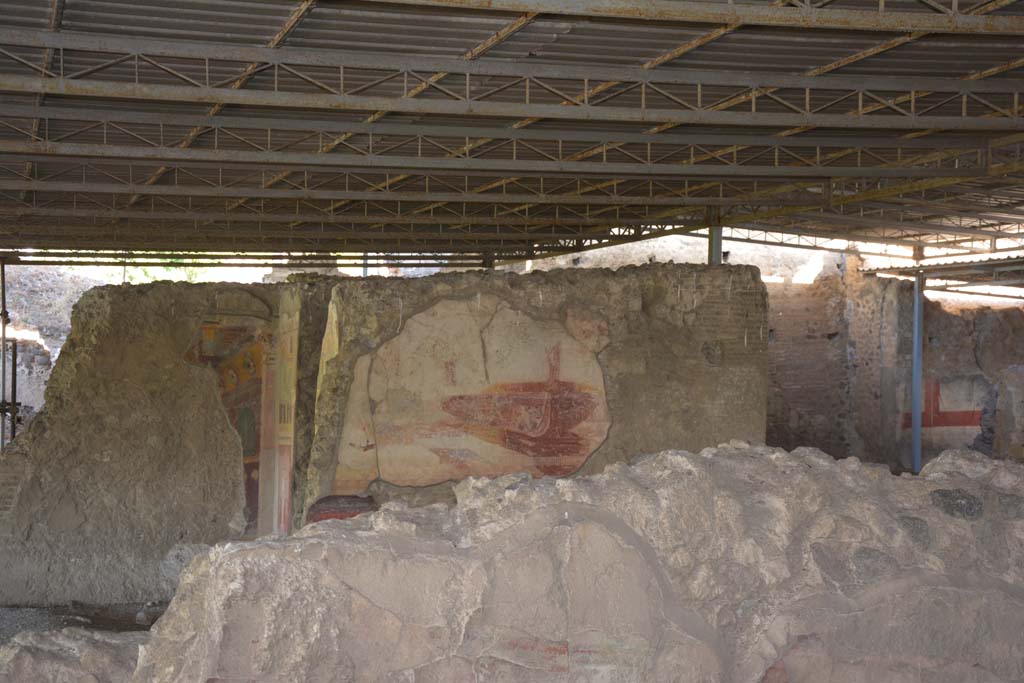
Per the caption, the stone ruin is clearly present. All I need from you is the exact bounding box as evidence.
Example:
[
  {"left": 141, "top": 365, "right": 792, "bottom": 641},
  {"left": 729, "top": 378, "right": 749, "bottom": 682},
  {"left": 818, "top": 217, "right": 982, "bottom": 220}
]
[
  {"left": 1, "top": 262, "right": 1021, "bottom": 682},
  {"left": 3, "top": 443, "right": 1024, "bottom": 682},
  {"left": 0, "top": 264, "right": 768, "bottom": 606}
]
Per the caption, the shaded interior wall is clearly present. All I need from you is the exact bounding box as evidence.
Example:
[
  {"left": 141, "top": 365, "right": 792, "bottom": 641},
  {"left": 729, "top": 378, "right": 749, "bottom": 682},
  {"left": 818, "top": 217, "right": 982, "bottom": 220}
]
[
  {"left": 843, "top": 263, "right": 907, "bottom": 467},
  {"left": 764, "top": 267, "right": 852, "bottom": 457},
  {"left": 8, "top": 338, "right": 51, "bottom": 426},
  {"left": 772, "top": 257, "right": 1024, "bottom": 469},
  {"left": 281, "top": 277, "right": 336, "bottom": 531},
  {"left": 907, "top": 297, "right": 1024, "bottom": 465},
  {"left": 304, "top": 264, "right": 768, "bottom": 517},
  {"left": 185, "top": 324, "right": 270, "bottom": 536},
  {"left": 762, "top": 258, "right": 909, "bottom": 465},
  {"left": 0, "top": 282, "right": 278, "bottom": 605}
]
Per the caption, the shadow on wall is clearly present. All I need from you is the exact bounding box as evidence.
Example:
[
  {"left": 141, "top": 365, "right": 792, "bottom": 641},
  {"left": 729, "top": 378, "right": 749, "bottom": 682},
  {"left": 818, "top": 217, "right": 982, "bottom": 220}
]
[
  {"left": 765, "top": 255, "right": 1024, "bottom": 470},
  {"left": 185, "top": 324, "right": 270, "bottom": 537},
  {"left": 762, "top": 254, "right": 853, "bottom": 458}
]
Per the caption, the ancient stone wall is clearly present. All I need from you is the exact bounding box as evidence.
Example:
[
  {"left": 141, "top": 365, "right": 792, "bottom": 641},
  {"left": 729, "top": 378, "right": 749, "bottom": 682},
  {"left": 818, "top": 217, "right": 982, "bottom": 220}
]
[
  {"left": 516, "top": 240, "right": 1024, "bottom": 469},
  {"left": 840, "top": 263, "right": 1024, "bottom": 468},
  {"left": 2, "top": 266, "right": 102, "bottom": 357},
  {"left": 6, "top": 337, "right": 51, "bottom": 426},
  {"left": 767, "top": 257, "right": 1024, "bottom": 469},
  {"left": 764, "top": 271, "right": 852, "bottom": 457},
  {"left": 0, "top": 282, "right": 278, "bottom": 605},
  {"left": 304, "top": 264, "right": 768, "bottom": 517},
  {"left": 0, "top": 265, "right": 769, "bottom": 605}
]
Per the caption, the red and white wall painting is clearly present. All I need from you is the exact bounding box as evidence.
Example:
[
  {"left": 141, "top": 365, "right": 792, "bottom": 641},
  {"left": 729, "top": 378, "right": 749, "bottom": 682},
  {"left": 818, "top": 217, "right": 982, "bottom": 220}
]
[
  {"left": 332, "top": 296, "right": 610, "bottom": 495},
  {"left": 900, "top": 374, "right": 987, "bottom": 455}
]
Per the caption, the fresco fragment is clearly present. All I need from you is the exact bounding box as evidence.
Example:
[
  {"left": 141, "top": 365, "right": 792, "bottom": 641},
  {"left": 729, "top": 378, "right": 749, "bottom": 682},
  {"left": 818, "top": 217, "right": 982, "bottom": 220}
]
[{"left": 332, "top": 296, "right": 609, "bottom": 493}]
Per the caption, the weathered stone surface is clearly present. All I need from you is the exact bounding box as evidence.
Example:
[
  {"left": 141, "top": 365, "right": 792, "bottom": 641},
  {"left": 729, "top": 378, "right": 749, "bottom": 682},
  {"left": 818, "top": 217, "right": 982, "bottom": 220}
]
[
  {"left": 0, "top": 282, "right": 278, "bottom": 605},
  {"left": 930, "top": 487, "right": 984, "bottom": 520},
  {"left": 995, "top": 365, "right": 1024, "bottom": 461},
  {"left": 305, "top": 495, "right": 379, "bottom": 522},
  {"left": 137, "top": 445, "right": 1024, "bottom": 682},
  {"left": 0, "top": 627, "right": 145, "bottom": 683},
  {"left": 309, "top": 264, "right": 768, "bottom": 514}
]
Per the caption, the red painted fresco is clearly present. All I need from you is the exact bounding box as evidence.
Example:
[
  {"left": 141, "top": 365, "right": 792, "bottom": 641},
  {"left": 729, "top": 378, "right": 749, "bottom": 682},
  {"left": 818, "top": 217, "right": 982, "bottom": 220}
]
[
  {"left": 901, "top": 377, "right": 982, "bottom": 430},
  {"left": 440, "top": 345, "right": 599, "bottom": 475}
]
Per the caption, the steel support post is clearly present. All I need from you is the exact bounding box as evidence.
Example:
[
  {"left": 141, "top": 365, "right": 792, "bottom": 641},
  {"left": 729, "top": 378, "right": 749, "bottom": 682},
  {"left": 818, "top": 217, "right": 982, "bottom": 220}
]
[
  {"left": 9, "top": 340, "right": 16, "bottom": 441},
  {"left": 0, "top": 261, "right": 7, "bottom": 449},
  {"left": 708, "top": 228, "right": 723, "bottom": 265},
  {"left": 707, "top": 207, "right": 723, "bottom": 265},
  {"left": 911, "top": 269, "right": 925, "bottom": 474}
]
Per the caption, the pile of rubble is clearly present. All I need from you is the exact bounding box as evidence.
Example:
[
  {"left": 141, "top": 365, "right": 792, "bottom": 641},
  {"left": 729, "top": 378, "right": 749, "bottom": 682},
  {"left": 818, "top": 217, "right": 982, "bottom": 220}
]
[{"left": 4, "top": 443, "right": 1024, "bottom": 682}]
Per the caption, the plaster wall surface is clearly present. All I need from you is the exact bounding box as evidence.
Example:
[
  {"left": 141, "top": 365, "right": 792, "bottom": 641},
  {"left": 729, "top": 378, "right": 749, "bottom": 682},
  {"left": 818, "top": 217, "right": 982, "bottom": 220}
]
[
  {"left": 0, "top": 282, "right": 278, "bottom": 605},
  {"left": 305, "top": 264, "right": 768, "bottom": 516}
]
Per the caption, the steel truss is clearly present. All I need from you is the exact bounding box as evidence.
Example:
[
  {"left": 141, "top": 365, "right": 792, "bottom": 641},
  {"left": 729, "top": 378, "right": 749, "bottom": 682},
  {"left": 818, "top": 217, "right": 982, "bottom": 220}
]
[
  {"left": 0, "top": 30, "right": 1022, "bottom": 131},
  {"left": 354, "top": 0, "right": 1024, "bottom": 34},
  {"left": 0, "top": 4, "right": 1023, "bottom": 264}
]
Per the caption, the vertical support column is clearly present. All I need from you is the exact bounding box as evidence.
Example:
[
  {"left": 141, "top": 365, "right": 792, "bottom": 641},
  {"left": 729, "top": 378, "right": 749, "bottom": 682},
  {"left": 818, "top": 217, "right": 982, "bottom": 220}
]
[
  {"left": 257, "top": 338, "right": 278, "bottom": 536},
  {"left": 273, "top": 319, "right": 298, "bottom": 536},
  {"left": 0, "top": 261, "right": 7, "bottom": 449},
  {"left": 265, "top": 288, "right": 300, "bottom": 536},
  {"left": 8, "top": 341, "right": 16, "bottom": 441},
  {"left": 706, "top": 207, "right": 722, "bottom": 265},
  {"left": 911, "top": 269, "right": 925, "bottom": 474},
  {"left": 708, "top": 228, "right": 723, "bottom": 265}
]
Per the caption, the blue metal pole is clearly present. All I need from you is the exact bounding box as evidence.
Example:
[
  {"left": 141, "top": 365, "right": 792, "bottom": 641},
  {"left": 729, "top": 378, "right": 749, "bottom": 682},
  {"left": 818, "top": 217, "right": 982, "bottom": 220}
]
[{"left": 911, "top": 270, "right": 924, "bottom": 474}]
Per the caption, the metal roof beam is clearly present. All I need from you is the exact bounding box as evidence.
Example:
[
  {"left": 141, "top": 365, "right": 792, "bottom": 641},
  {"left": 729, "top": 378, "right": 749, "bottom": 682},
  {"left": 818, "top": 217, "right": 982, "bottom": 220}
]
[
  {"left": 2, "top": 105, "right": 995, "bottom": 150},
  {"left": 789, "top": 211, "right": 1023, "bottom": 238},
  {"left": 228, "top": 11, "right": 538, "bottom": 214},
  {"left": 729, "top": 221, "right": 925, "bottom": 249},
  {"left": 2, "top": 29, "right": 1022, "bottom": 94},
  {"left": 4, "top": 75, "right": 1018, "bottom": 131},
  {"left": 0, "top": 141, "right": 990, "bottom": 178},
  {"left": 413, "top": 2, "right": 1021, "bottom": 230},
  {"left": 0, "top": 222, "right": 596, "bottom": 241},
  {"left": 0, "top": 234, "right": 542, "bottom": 255},
  {"left": 19, "top": 0, "right": 66, "bottom": 201},
  {"left": 127, "top": 0, "right": 317, "bottom": 202},
  {"left": 353, "top": 0, "right": 1024, "bottom": 34},
  {"left": 0, "top": 179, "right": 798, "bottom": 207},
  {"left": 510, "top": 158, "right": 1024, "bottom": 260},
  {"left": 0, "top": 206, "right": 697, "bottom": 228},
  {"left": 866, "top": 198, "right": 1024, "bottom": 223}
]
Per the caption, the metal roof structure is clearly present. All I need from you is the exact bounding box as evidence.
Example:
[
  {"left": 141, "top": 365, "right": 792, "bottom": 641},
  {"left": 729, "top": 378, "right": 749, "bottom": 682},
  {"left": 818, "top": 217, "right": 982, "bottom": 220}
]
[
  {"left": 0, "top": 0, "right": 1023, "bottom": 267},
  {"left": 868, "top": 252, "right": 1024, "bottom": 297}
]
